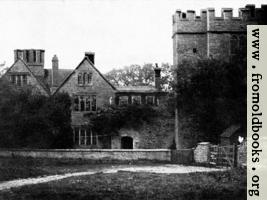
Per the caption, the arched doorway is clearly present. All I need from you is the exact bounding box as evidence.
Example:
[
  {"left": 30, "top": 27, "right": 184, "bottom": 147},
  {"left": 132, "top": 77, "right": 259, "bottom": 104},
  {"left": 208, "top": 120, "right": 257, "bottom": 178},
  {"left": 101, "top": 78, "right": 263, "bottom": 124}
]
[{"left": 121, "top": 136, "right": 133, "bottom": 149}]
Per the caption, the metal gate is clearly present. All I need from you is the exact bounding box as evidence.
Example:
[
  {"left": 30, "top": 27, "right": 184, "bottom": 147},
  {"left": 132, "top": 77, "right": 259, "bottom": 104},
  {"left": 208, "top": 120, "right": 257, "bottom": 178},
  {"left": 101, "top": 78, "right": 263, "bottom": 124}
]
[{"left": 209, "top": 145, "right": 237, "bottom": 167}]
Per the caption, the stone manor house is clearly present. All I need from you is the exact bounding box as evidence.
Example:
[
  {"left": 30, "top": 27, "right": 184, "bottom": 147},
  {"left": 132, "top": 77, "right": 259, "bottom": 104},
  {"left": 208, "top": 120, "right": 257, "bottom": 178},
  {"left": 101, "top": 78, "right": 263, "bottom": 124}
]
[
  {"left": 3, "top": 49, "right": 168, "bottom": 149},
  {"left": 3, "top": 4, "right": 267, "bottom": 149}
]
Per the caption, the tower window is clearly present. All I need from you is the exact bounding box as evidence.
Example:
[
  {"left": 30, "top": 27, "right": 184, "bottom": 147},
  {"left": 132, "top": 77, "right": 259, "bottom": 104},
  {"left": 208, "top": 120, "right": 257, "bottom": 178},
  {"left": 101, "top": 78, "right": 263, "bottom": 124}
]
[{"left": 230, "top": 35, "right": 239, "bottom": 55}]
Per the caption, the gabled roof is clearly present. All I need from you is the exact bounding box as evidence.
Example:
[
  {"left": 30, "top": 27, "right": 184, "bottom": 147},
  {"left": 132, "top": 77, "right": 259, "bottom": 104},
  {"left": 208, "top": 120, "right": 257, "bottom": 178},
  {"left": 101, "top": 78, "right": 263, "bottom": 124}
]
[
  {"left": 53, "top": 57, "right": 116, "bottom": 95},
  {"left": 5, "top": 58, "right": 50, "bottom": 95},
  {"left": 220, "top": 124, "right": 241, "bottom": 138},
  {"left": 43, "top": 68, "right": 73, "bottom": 87}
]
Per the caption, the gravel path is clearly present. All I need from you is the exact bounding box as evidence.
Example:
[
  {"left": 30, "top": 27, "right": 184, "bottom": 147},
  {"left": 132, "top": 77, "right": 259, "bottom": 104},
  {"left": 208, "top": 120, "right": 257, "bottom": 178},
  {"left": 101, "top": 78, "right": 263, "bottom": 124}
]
[{"left": 0, "top": 165, "right": 225, "bottom": 191}]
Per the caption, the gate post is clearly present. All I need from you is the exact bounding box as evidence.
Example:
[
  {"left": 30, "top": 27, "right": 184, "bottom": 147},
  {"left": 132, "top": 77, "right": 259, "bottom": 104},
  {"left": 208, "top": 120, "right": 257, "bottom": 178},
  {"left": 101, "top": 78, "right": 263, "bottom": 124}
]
[
  {"left": 233, "top": 143, "right": 238, "bottom": 167},
  {"left": 194, "top": 142, "right": 211, "bottom": 164}
]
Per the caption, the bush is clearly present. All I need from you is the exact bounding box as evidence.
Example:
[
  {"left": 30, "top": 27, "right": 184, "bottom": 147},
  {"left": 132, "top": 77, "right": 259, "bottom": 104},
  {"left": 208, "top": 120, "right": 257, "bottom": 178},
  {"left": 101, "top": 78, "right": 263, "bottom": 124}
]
[{"left": 0, "top": 78, "right": 73, "bottom": 148}]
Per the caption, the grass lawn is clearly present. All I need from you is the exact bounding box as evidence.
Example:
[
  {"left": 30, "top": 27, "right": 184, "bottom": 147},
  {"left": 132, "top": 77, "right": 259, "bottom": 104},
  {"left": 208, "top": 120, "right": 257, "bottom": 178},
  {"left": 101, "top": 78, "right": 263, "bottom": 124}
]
[
  {"left": 0, "top": 168, "right": 246, "bottom": 200},
  {"left": 0, "top": 156, "right": 120, "bottom": 182}
]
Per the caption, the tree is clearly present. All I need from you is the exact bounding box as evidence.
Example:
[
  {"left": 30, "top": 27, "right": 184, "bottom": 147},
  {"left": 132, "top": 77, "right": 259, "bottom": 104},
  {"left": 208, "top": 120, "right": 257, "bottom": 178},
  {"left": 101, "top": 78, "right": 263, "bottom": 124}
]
[
  {"left": 105, "top": 63, "right": 174, "bottom": 91},
  {"left": 0, "top": 78, "right": 73, "bottom": 148},
  {"left": 0, "top": 61, "right": 7, "bottom": 77},
  {"left": 175, "top": 58, "right": 246, "bottom": 143}
]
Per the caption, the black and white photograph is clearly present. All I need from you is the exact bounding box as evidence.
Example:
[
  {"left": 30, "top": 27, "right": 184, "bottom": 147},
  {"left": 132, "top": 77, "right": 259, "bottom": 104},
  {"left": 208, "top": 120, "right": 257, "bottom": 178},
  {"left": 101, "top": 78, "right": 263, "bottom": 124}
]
[{"left": 0, "top": 0, "right": 267, "bottom": 199}]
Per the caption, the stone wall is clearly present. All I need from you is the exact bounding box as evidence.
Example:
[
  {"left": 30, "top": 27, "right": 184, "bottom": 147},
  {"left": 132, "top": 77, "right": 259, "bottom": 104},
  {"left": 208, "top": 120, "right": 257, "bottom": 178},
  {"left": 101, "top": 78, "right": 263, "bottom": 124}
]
[
  {"left": 0, "top": 149, "right": 171, "bottom": 162},
  {"left": 111, "top": 118, "right": 175, "bottom": 149}
]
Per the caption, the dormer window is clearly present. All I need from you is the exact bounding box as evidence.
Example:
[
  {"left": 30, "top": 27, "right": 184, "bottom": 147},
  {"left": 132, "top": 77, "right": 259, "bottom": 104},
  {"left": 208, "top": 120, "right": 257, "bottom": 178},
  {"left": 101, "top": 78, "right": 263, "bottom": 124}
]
[{"left": 78, "top": 72, "right": 93, "bottom": 85}]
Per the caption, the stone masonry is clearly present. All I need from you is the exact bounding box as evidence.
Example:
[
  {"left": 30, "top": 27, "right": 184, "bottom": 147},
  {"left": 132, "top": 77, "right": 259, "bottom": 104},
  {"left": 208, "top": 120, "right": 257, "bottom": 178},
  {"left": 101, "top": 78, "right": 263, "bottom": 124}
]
[{"left": 172, "top": 4, "right": 267, "bottom": 65}]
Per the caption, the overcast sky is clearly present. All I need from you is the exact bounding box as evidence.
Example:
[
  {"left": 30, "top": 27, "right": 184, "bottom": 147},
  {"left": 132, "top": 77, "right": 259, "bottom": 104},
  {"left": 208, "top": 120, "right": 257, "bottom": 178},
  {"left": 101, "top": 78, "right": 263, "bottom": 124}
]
[{"left": 0, "top": 0, "right": 265, "bottom": 73}]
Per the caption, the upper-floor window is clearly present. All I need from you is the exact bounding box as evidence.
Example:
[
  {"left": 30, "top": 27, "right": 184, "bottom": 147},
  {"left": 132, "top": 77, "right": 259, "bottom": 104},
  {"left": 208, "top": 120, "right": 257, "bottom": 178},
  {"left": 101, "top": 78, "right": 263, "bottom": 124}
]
[
  {"left": 73, "top": 95, "right": 96, "bottom": 112},
  {"left": 132, "top": 96, "right": 141, "bottom": 105},
  {"left": 10, "top": 74, "right": 28, "bottom": 86},
  {"left": 146, "top": 96, "right": 154, "bottom": 105},
  {"left": 119, "top": 96, "right": 129, "bottom": 105},
  {"left": 78, "top": 72, "right": 93, "bottom": 86}
]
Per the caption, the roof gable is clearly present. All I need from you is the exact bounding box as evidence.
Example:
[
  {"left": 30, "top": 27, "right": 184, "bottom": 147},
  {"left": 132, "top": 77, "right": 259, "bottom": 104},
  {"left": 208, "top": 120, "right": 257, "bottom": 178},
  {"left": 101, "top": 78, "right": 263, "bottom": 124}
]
[
  {"left": 5, "top": 59, "right": 50, "bottom": 95},
  {"left": 54, "top": 57, "right": 116, "bottom": 94}
]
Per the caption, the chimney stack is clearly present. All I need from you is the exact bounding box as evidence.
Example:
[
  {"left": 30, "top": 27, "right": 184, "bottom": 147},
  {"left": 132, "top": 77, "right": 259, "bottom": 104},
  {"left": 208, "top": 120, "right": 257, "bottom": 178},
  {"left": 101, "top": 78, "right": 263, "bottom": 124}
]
[
  {"left": 85, "top": 52, "right": 95, "bottom": 64},
  {"left": 52, "top": 55, "right": 59, "bottom": 86},
  {"left": 154, "top": 63, "right": 161, "bottom": 90}
]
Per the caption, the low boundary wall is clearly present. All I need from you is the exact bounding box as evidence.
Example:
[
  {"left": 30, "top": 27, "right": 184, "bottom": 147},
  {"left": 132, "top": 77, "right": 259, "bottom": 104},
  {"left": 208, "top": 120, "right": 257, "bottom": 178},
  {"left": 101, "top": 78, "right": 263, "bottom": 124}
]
[{"left": 0, "top": 149, "right": 171, "bottom": 162}]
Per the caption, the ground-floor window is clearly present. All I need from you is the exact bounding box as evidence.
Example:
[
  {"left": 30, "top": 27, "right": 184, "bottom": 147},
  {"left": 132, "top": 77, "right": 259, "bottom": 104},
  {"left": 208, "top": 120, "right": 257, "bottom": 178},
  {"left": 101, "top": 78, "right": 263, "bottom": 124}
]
[{"left": 73, "top": 127, "right": 98, "bottom": 146}]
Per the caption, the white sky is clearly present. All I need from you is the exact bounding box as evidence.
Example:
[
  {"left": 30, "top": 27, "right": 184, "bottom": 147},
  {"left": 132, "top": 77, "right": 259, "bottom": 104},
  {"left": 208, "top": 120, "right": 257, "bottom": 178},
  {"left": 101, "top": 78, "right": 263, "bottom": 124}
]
[{"left": 0, "top": 0, "right": 266, "bottom": 73}]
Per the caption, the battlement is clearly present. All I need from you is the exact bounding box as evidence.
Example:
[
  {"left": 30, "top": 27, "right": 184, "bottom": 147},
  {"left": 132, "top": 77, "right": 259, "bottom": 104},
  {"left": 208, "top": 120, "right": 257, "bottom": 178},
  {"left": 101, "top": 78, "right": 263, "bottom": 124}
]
[
  {"left": 173, "top": 4, "right": 267, "bottom": 34},
  {"left": 173, "top": 4, "right": 267, "bottom": 22}
]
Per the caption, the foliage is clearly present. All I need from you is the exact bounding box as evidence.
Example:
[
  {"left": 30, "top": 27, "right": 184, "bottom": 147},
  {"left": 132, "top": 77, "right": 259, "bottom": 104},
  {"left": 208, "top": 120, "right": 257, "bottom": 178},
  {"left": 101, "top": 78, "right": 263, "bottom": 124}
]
[
  {"left": 85, "top": 104, "right": 159, "bottom": 136},
  {"left": 105, "top": 63, "right": 174, "bottom": 91},
  {"left": 175, "top": 58, "right": 246, "bottom": 143},
  {"left": 0, "top": 61, "right": 7, "bottom": 77},
  {"left": 0, "top": 78, "right": 73, "bottom": 148}
]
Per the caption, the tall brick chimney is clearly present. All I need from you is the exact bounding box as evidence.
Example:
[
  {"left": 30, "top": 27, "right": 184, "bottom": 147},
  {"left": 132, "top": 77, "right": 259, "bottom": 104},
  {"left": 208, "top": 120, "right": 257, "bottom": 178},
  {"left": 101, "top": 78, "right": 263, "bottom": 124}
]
[
  {"left": 154, "top": 63, "right": 161, "bottom": 90},
  {"left": 85, "top": 52, "right": 95, "bottom": 64},
  {"left": 14, "top": 49, "right": 45, "bottom": 77},
  {"left": 52, "top": 55, "right": 59, "bottom": 86}
]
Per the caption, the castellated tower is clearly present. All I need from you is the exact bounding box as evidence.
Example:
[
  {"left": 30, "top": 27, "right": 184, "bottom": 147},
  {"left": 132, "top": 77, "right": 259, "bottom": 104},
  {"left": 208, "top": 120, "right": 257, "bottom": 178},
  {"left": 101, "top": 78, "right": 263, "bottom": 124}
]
[{"left": 172, "top": 4, "right": 267, "bottom": 66}]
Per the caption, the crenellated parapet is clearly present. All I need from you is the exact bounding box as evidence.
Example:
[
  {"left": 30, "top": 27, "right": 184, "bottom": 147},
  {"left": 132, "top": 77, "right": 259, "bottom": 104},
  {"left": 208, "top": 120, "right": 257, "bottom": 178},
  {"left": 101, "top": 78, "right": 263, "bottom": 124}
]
[
  {"left": 173, "top": 9, "right": 207, "bottom": 34},
  {"left": 173, "top": 4, "right": 267, "bottom": 35}
]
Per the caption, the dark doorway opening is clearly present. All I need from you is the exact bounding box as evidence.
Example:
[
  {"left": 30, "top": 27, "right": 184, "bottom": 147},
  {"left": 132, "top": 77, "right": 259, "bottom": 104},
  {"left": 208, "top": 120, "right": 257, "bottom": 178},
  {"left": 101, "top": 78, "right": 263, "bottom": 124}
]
[{"left": 121, "top": 136, "right": 133, "bottom": 149}]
